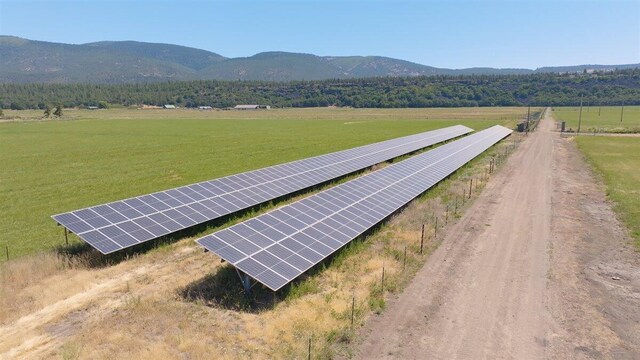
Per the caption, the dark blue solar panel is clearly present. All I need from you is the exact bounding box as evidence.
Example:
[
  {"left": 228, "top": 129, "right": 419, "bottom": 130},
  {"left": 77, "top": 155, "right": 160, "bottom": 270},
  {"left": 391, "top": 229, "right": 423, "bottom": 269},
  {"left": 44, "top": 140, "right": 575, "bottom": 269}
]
[{"left": 197, "top": 125, "right": 512, "bottom": 290}]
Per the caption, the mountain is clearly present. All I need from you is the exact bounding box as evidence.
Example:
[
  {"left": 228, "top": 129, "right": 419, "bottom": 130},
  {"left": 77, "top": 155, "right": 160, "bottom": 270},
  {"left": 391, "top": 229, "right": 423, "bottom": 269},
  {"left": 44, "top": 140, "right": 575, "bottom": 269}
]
[
  {"left": 198, "top": 52, "right": 451, "bottom": 81},
  {"left": 84, "top": 41, "right": 227, "bottom": 70},
  {"left": 1, "top": 36, "right": 638, "bottom": 83},
  {"left": 0, "top": 36, "right": 203, "bottom": 83}
]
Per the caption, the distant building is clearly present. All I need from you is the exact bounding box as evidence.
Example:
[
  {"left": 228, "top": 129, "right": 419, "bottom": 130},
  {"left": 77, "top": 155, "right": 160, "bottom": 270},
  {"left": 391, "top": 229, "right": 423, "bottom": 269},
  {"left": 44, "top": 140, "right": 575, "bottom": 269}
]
[
  {"left": 87, "top": 106, "right": 99, "bottom": 110},
  {"left": 234, "top": 105, "right": 260, "bottom": 110},
  {"left": 163, "top": 104, "right": 176, "bottom": 109},
  {"left": 233, "top": 104, "right": 271, "bottom": 110},
  {"left": 198, "top": 106, "right": 213, "bottom": 110}
]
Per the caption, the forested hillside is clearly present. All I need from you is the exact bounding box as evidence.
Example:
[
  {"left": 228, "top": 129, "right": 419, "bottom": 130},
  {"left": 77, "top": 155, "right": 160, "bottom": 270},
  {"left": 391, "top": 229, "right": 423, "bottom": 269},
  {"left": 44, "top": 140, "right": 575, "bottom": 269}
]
[
  {"left": 1, "top": 69, "right": 638, "bottom": 110},
  {"left": 3, "top": 36, "right": 639, "bottom": 85}
]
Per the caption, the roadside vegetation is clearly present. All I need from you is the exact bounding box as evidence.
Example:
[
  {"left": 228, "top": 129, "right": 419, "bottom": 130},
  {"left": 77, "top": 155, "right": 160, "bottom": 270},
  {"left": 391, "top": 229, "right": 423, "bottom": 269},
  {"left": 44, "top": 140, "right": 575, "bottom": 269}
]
[{"left": 576, "top": 137, "right": 640, "bottom": 249}]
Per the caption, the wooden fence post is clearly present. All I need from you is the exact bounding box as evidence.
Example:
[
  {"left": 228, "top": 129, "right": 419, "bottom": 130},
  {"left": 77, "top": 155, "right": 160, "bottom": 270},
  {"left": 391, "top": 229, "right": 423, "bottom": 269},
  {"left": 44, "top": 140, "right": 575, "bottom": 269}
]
[
  {"left": 455, "top": 196, "right": 458, "bottom": 214},
  {"left": 445, "top": 205, "right": 449, "bottom": 225},
  {"left": 351, "top": 294, "right": 355, "bottom": 328},
  {"left": 403, "top": 246, "right": 407, "bottom": 271},
  {"left": 420, "top": 224, "right": 425, "bottom": 254},
  {"left": 434, "top": 217, "right": 438, "bottom": 239},
  {"left": 381, "top": 264, "right": 385, "bottom": 294}
]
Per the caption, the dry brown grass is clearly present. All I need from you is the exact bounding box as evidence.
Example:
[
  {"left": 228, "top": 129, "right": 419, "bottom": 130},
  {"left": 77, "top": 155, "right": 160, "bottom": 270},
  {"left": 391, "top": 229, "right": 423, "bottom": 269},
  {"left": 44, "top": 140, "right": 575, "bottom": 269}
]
[
  {"left": 0, "top": 132, "right": 522, "bottom": 359},
  {"left": 0, "top": 252, "right": 90, "bottom": 323}
]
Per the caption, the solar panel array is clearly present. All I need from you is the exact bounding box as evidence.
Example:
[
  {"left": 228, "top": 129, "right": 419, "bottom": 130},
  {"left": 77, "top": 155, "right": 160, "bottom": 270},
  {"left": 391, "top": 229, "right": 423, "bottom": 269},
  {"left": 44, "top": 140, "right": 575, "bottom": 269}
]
[
  {"left": 197, "top": 125, "right": 512, "bottom": 291},
  {"left": 52, "top": 125, "right": 472, "bottom": 254}
]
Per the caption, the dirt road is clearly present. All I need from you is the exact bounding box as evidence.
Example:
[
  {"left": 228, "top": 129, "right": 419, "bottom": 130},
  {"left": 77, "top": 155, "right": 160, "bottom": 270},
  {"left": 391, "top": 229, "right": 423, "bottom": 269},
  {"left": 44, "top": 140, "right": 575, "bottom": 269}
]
[{"left": 355, "top": 109, "right": 640, "bottom": 359}]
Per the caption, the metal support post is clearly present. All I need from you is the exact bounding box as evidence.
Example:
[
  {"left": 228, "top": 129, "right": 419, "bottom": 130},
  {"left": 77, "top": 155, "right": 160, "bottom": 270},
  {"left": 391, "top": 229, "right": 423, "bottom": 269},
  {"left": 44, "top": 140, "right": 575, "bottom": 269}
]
[{"left": 236, "top": 269, "right": 253, "bottom": 295}]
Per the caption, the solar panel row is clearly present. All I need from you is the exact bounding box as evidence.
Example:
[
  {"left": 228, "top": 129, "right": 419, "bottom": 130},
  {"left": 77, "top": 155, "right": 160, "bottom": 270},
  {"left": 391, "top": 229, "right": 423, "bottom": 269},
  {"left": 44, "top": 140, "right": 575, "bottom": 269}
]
[
  {"left": 197, "top": 125, "right": 512, "bottom": 290},
  {"left": 53, "top": 125, "right": 472, "bottom": 254}
]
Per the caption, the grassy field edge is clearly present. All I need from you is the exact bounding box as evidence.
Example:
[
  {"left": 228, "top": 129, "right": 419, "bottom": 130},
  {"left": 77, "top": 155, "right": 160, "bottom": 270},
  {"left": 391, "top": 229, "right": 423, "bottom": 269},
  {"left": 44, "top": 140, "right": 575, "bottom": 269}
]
[{"left": 575, "top": 137, "right": 640, "bottom": 250}]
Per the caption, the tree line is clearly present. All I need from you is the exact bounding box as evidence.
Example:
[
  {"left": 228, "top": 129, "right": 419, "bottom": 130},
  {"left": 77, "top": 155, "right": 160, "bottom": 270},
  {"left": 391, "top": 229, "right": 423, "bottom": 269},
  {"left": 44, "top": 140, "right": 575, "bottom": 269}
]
[{"left": 1, "top": 69, "right": 638, "bottom": 110}]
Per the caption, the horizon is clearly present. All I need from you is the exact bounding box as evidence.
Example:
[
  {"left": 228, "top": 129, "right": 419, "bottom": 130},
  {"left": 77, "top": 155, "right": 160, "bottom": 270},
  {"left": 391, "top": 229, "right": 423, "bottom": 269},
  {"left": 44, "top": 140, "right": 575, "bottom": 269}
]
[{"left": 0, "top": 0, "right": 638, "bottom": 69}]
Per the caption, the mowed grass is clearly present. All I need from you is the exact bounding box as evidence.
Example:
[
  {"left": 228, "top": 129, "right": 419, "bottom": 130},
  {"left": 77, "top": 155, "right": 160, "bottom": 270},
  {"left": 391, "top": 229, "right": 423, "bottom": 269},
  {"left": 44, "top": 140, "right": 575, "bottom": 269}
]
[
  {"left": 553, "top": 106, "right": 640, "bottom": 133},
  {"left": 0, "top": 107, "right": 525, "bottom": 259},
  {"left": 576, "top": 136, "right": 640, "bottom": 249}
]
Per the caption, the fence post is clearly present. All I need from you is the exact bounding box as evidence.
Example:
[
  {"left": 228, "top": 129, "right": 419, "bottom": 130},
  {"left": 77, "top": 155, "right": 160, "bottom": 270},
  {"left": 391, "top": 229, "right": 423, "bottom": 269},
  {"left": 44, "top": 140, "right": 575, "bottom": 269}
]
[
  {"left": 351, "top": 294, "right": 355, "bottom": 328},
  {"left": 420, "top": 224, "right": 425, "bottom": 254},
  {"left": 308, "top": 335, "right": 312, "bottom": 360},
  {"left": 403, "top": 246, "right": 407, "bottom": 271},
  {"left": 434, "top": 217, "right": 438, "bottom": 239},
  {"left": 381, "top": 264, "right": 385, "bottom": 294},
  {"left": 469, "top": 179, "right": 473, "bottom": 198},
  {"left": 455, "top": 196, "right": 458, "bottom": 214},
  {"left": 445, "top": 205, "right": 449, "bottom": 225}
]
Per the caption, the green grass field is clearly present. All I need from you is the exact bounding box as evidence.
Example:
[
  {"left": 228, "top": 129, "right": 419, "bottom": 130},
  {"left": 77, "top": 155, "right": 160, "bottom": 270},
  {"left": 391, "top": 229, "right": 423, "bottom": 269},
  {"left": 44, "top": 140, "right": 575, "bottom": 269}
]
[
  {"left": 0, "top": 107, "right": 525, "bottom": 259},
  {"left": 553, "top": 106, "right": 640, "bottom": 133},
  {"left": 576, "top": 137, "right": 640, "bottom": 249}
]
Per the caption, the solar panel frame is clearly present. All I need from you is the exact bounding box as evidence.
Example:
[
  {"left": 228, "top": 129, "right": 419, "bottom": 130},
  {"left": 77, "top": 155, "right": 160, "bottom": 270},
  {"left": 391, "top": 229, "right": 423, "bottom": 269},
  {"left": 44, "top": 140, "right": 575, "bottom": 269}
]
[
  {"left": 53, "top": 125, "right": 472, "bottom": 254},
  {"left": 197, "top": 125, "right": 513, "bottom": 291}
]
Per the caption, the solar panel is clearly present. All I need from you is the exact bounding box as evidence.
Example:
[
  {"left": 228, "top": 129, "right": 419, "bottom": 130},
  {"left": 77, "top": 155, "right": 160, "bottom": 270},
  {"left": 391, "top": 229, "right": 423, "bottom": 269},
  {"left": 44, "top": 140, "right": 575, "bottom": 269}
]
[
  {"left": 197, "top": 125, "right": 512, "bottom": 291},
  {"left": 52, "top": 125, "right": 472, "bottom": 254}
]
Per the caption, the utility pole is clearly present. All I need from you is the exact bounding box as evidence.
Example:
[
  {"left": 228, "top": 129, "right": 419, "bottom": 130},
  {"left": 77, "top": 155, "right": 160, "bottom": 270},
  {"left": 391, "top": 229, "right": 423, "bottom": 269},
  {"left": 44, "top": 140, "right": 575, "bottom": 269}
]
[
  {"left": 577, "top": 96, "right": 583, "bottom": 135},
  {"left": 621, "top": 105, "right": 624, "bottom": 123}
]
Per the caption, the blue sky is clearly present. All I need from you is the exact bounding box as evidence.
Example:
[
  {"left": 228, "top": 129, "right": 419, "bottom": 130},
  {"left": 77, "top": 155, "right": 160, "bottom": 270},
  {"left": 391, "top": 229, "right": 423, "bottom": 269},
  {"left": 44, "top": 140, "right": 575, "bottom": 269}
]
[{"left": 1, "top": 0, "right": 638, "bottom": 69}]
